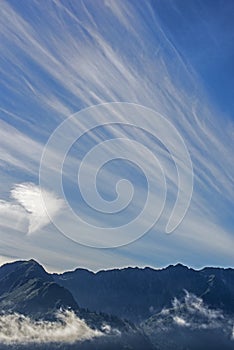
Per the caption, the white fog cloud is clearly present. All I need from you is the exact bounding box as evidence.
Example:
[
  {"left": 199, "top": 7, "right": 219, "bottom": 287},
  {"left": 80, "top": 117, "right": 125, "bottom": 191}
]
[
  {"left": 173, "top": 316, "right": 190, "bottom": 327},
  {"left": 157, "top": 291, "right": 234, "bottom": 339},
  {"left": 0, "top": 310, "right": 103, "bottom": 345},
  {"left": 171, "top": 291, "right": 226, "bottom": 329}
]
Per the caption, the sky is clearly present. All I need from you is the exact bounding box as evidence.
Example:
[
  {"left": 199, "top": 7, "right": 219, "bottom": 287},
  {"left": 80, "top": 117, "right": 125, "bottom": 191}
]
[{"left": 0, "top": 0, "right": 233, "bottom": 272}]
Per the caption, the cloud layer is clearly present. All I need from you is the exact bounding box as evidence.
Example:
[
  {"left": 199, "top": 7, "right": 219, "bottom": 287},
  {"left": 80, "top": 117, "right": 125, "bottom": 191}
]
[
  {"left": 0, "top": 310, "right": 103, "bottom": 345},
  {"left": 148, "top": 291, "right": 234, "bottom": 340}
]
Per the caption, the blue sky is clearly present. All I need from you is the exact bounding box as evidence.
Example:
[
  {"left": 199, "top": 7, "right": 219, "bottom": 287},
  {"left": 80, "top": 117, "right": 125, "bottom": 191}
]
[{"left": 0, "top": 0, "right": 233, "bottom": 272}]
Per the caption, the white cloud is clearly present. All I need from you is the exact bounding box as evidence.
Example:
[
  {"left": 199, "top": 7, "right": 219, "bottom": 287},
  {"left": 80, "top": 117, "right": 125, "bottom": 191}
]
[
  {"left": 10, "top": 183, "right": 64, "bottom": 234},
  {"left": 145, "top": 291, "right": 234, "bottom": 343},
  {"left": 173, "top": 316, "right": 190, "bottom": 327},
  {"left": 171, "top": 291, "right": 224, "bottom": 327},
  {"left": 0, "top": 183, "right": 64, "bottom": 235},
  {"left": 0, "top": 310, "right": 103, "bottom": 345},
  {"left": 158, "top": 291, "right": 234, "bottom": 336}
]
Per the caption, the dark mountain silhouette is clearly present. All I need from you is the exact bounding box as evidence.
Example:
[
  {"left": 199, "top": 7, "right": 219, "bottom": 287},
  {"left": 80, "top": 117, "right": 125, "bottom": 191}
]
[
  {"left": 54, "top": 263, "right": 234, "bottom": 323},
  {"left": 0, "top": 259, "right": 154, "bottom": 350},
  {"left": 0, "top": 259, "right": 233, "bottom": 349},
  {"left": 0, "top": 259, "right": 78, "bottom": 317}
]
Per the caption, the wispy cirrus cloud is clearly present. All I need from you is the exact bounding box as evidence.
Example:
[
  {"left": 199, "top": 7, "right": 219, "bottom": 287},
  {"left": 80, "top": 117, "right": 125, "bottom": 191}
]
[{"left": 0, "top": 0, "right": 233, "bottom": 269}]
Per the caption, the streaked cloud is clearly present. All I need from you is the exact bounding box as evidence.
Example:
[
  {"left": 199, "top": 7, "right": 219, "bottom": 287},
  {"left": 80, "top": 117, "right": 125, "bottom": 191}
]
[{"left": 0, "top": 0, "right": 233, "bottom": 269}]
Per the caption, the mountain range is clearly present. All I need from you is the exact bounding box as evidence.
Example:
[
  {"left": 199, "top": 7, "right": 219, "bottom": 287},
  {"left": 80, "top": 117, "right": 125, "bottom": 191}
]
[
  {"left": 0, "top": 259, "right": 233, "bottom": 349},
  {"left": 54, "top": 263, "right": 234, "bottom": 322}
]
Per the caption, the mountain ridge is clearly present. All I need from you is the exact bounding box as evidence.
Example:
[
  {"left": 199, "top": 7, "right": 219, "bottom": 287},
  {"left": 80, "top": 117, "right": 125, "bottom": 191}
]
[
  {"left": 53, "top": 261, "right": 234, "bottom": 322},
  {"left": 53, "top": 262, "right": 234, "bottom": 276},
  {"left": 0, "top": 259, "right": 233, "bottom": 349},
  {"left": 1, "top": 259, "right": 233, "bottom": 323}
]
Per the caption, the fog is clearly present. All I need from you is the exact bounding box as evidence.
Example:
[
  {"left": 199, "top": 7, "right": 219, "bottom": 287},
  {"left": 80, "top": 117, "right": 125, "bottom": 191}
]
[{"left": 0, "top": 310, "right": 103, "bottom": 345}]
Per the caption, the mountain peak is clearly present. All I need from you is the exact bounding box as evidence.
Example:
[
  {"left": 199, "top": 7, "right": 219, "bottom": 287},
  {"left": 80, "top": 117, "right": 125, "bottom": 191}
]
[
  {"left": 28, "top": 258, "right": 40, "bottom": 264},
  {"left": 166, "top": 263, "right": 189, "bottom": 270},
  {"left": 175, "top": 263, "right": 189, "bottom": 269}
]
